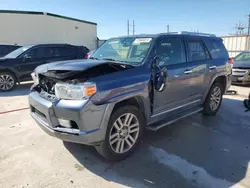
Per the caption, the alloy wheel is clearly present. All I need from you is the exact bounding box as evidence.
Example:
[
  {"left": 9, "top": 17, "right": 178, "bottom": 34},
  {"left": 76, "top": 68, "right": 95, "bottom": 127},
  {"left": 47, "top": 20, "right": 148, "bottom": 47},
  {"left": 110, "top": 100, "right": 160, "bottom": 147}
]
[
  {"left": 109, "top": 113, "right": 140, "bottom": 154},
  {"left": 0, "top": 74, "right": 15, "bottom": 91},
  {"left": 210, "top": 86, "right": 221, "bottom": 111}
]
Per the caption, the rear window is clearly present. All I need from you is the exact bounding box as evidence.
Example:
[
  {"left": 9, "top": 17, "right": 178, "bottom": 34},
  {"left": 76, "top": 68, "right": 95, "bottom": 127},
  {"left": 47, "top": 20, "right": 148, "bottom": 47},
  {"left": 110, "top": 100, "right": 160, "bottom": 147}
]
[{"left": 209, "top": 39, "right": 229, "bottom": 58}]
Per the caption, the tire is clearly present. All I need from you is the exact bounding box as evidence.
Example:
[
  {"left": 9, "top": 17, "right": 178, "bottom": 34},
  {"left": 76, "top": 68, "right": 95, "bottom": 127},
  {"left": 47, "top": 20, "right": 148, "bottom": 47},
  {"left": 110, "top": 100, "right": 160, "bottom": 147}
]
[
  {"left": 0, "top": 72, "right": 17, "bottom": 91},
  {"left": 95, "top": 105, "right": 145, "bottom": 161},
  {"left": 203, "top": 82, "right": 223, "bottom": 116}
]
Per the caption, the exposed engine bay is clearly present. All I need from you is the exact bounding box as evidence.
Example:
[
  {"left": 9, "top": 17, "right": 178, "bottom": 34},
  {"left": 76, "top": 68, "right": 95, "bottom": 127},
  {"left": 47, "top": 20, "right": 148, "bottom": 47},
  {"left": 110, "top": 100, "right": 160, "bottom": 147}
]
[{"left": 32, "top": 63, "right": 132, "bottom": 96}]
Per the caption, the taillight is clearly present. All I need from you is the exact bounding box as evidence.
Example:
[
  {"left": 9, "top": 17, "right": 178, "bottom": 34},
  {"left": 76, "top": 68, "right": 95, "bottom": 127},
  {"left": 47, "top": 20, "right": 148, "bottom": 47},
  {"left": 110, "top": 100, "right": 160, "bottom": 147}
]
[
  {"left": 228, "top": 58, "right": 233, "bottom": 64},
  {"left": 84, "top": 54, "right": 88, "bottom": 59}
]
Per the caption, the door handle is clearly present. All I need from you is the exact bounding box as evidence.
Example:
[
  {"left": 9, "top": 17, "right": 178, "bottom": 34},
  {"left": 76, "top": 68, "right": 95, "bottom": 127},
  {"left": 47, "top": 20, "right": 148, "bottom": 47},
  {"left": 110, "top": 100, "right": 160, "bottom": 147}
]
[
  {"left": 209, "top": 65, "right": 217, "bottom": 69},
  {"left": 184, "top": 70, "right": 193, "bottom": 74}
]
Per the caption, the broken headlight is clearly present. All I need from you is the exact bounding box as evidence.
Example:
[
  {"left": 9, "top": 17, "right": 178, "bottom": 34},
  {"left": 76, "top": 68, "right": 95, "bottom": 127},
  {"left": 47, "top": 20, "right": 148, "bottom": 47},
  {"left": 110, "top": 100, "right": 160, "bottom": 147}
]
[
  {"left": 31, "top": 72, "right": 39, "bottom": 85},
  {"left": 55, "top": 82, "right": 97, "bottom": 100}
]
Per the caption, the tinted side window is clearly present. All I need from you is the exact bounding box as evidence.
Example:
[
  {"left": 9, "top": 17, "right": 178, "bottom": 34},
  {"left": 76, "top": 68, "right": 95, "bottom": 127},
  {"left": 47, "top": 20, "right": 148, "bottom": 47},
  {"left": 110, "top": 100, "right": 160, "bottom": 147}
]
[
  {"left": 58, "top": 47, "right": 76, "bottom": 56},
  {"left": 210, "top": 39, "right": 229, "bottom": 58},
  {"left": 43, "top": 47, "right": 61, "bottom": 58},
  {"left": 26, "top": 48, "right": 44, "bottom": 59},
  {"left": 187, "top": 39, "right": 210, "bottom": 61},
  {"left": 156, "top": 37, "right": 186, "bottom": 66}
]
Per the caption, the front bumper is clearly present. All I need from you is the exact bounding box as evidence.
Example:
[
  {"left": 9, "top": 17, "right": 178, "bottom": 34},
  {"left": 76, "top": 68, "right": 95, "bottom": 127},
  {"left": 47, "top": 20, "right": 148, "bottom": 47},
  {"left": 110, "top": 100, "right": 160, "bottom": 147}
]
[
  {"left": 28, "top": 91, "right": 109, "bottom": 145},
  {"left": 232, "top": 69, "right": 250, "bottom": 84}
]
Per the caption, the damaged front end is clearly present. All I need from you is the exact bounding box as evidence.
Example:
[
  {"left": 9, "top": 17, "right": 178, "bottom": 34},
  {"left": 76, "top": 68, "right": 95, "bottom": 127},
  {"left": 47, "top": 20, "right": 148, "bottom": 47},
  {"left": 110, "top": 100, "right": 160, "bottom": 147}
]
[{"left": 31, "top": 61, "right": 133, "bottom": 101}]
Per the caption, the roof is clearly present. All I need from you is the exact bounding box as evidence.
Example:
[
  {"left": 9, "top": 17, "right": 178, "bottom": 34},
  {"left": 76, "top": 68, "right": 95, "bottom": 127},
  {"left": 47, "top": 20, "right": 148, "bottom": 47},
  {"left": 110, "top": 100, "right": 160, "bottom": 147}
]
[
  {"left": 0, "top": 10, "right": 97, "bottom": 26},
  {"left": 111, "top": 32, "right": 218, "bottom": 39}
]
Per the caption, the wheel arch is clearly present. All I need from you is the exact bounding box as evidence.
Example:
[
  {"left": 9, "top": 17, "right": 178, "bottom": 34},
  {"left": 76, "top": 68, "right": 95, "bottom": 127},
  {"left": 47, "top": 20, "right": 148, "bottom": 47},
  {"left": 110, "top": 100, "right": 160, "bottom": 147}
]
[
  {"left": 0, "top": 68, "right": 19, "bottom": 83},
  {"left": 202, "top": 74, "right": 227, "bottom": 103}
]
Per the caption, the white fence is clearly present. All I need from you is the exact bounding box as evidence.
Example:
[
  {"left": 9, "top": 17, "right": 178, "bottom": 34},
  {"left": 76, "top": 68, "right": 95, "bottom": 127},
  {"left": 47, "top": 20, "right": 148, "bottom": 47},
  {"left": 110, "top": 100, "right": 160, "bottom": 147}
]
[{"left": 221, "top": 35, "right": 250, "bottom": 57}]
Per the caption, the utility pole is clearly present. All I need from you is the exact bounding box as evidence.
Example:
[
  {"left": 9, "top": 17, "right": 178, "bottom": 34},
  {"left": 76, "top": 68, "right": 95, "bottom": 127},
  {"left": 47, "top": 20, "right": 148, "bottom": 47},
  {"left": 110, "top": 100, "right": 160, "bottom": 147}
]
[
  {"left": 166, "top": 25, "right": 170, "bottom": 33},
  {"left": 127, "top": 20, "right": 135, "bottom": 35},
  {"left": 248, "top": 14, "right": 250, "bottom": 35},
  {"left": 127, "top": 20, "right": 130, "bottom": 36},
  {"left": 132, "top": 20, "right": 135, "bottom": 35}
]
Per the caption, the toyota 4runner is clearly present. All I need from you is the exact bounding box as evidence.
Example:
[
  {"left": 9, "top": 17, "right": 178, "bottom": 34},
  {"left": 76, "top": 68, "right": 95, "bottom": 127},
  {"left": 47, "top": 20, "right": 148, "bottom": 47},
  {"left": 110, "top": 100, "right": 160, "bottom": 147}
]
[{"left": 29, "top": 32, "right": 232, "bottom": 160}]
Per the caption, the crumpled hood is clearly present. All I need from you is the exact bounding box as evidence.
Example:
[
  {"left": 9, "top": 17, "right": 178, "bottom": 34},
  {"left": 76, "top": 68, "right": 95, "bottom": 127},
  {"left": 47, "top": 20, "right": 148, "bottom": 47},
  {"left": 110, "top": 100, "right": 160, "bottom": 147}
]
[
  {"left": 35, "top": 59, "right": 129, "bottom": 73},
  {"left": 233, "top": 60, "right": 250, "bottom": 68}
]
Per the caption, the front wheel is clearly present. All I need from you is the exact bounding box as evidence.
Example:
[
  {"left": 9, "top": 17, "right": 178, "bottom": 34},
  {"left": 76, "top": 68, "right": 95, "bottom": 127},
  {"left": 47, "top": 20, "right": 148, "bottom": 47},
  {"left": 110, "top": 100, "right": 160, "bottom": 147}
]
[
  {"left": 0, "top": 72, "right": 17, "bottom": 91},
  {"left": 203, "top": 82, "right": 223, "bottom": 116},
  {"left": 95, "top": 105, "right": 144, "bottom": 161}
]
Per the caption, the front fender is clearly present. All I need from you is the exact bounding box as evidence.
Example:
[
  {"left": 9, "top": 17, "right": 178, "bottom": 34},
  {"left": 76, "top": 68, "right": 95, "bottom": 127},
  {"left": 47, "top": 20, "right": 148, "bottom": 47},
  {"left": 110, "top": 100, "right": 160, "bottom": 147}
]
[{"left": 91, "top": 81, "right": 151, "bottom": 122}]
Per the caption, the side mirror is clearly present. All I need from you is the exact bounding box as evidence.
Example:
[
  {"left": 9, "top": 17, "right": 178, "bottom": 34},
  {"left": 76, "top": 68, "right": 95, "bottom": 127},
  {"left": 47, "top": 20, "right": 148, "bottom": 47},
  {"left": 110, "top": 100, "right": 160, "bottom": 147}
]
[
  {"left": 23, "top": 54, "right": 32, "bottom": 61},
  {"left": 153, "top": 55, "right": 160, "bottom": 66}
]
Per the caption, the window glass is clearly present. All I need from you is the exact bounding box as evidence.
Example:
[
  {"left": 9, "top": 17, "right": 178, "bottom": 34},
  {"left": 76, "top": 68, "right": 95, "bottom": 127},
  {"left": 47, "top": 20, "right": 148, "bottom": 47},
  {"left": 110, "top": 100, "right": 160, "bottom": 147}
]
[
  {"left": 43, "top": 47, "right": 61, "bottom": 58},
  {"left": 210, "top": 39, "right": 229, "bottom": 58},
  {"left": 235, "top": 52, "right": 250, "bottom": 61},
  {"left": 5, "top": 45, "right": 33, "bottom": 58},
  {"left": 92, "top": 37, "right": 152, "bottom": 65},
  {"left": 156, "top": 37, "right": 186, "bottom": 66},
  {"left": 26, "top": 48, "right": 44, "bottom": 59},
  {"left": 58, "top": 47, "right": 76, "bottom": 56},
  {"left": 187, "top": 40, "right": 210, "bottom": 61}
]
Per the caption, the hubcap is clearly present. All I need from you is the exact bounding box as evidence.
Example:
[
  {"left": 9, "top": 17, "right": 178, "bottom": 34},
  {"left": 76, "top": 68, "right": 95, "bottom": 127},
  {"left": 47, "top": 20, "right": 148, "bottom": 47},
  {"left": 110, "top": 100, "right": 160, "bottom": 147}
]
[
  {"left": 109, "top": 113, "right": 140, "bottom": 154},
  {"left": 210, "top": 86, "right": 221, "bottom": 111},
  {"left": 0, "top": 74, "right": 15, "bottom": 90}
]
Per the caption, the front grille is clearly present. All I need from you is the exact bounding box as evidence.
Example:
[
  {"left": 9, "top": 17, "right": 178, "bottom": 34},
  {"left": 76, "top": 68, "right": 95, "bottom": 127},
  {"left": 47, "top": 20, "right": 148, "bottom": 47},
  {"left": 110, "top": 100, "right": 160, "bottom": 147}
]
[{"left": 31, "top": 105, "right": 47, "bottom": 122}]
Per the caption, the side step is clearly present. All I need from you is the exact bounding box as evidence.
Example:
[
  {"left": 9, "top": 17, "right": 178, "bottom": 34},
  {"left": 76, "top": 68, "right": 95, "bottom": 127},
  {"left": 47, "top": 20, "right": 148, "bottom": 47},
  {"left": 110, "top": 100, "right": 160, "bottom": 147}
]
[{"left": 147, "top": 107, "right": 203, "bottom": 131}]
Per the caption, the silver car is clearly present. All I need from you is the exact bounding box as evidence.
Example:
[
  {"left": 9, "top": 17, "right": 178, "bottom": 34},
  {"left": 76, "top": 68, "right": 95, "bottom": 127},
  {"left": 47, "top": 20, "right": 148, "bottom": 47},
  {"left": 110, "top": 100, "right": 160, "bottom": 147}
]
[{"left": 232, "top": 51, "right": 250, "bottom": 85}]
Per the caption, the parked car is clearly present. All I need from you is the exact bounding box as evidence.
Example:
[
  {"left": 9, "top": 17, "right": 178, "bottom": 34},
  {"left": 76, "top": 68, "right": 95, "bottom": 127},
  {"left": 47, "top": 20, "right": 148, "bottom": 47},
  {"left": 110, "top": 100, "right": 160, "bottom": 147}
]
[
  {"left": 232, "top": 51, "right": 250, "bottom": 85},
  {"left": 29, "top": 32, "right": 232, "bottom": 160},
  {"left": 0, "top": 44, "right": 89, "bottom": 91},
  {"left": 0, "top": 44, "right": 21, "bottom": 57}
]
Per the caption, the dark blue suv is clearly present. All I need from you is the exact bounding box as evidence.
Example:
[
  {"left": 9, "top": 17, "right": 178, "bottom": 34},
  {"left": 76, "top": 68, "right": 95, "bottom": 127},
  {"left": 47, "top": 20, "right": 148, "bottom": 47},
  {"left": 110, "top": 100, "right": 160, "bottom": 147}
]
[{"left": 29, "top": 32, "right": 232, "bottom": 160}]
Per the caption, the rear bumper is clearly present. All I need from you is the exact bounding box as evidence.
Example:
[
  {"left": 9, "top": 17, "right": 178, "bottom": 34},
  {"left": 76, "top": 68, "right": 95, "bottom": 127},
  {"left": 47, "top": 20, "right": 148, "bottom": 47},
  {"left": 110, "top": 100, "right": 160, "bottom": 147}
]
[{"left": 28, "top": 91, "right": 110, "bottom": 145}]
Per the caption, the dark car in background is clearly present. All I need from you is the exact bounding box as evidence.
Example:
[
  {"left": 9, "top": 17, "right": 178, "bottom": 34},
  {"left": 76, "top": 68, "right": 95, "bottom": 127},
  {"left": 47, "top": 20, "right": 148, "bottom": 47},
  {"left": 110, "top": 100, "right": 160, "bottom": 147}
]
[
  {"left": 232, "top": 51, "right": 250, "bottom": 85},
  {"left": 0, "top": 44, "right": 21, "bottom": 57},
  {"left": 0, "top": 44, "right": 89, "bottom": 91}
]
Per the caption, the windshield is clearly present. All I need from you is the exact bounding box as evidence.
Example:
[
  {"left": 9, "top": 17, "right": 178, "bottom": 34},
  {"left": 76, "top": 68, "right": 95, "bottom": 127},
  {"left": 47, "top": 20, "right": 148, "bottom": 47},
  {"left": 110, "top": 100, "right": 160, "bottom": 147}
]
[
  {"left": 4, "top": 45, "right": 33, "bottom": 58},
  {"left": 91, "top": 37, "right": 153, "bottom": 65},
  {"left": 235, "top": 52, "right": 250, "bottom": 61}
]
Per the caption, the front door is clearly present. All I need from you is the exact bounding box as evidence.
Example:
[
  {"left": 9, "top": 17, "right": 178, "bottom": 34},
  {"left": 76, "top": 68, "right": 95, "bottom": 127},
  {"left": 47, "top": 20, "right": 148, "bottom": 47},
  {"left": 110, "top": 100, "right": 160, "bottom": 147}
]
[
  {"left": 153, "top": 37, "right": 192, "bottom": 115},
  {"left": 17, "top": 47, "right": 46, "bottom": 80}
]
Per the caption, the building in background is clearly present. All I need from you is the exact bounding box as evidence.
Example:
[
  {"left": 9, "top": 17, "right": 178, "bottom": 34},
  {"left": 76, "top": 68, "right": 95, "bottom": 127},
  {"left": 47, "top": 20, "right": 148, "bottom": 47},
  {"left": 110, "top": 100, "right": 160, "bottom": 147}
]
[
  {"left": 221, "top": 35, "right": 250, "bottom": 57},
  {"left": 0, "top": 10, "right": 97, "bottom": 50}
]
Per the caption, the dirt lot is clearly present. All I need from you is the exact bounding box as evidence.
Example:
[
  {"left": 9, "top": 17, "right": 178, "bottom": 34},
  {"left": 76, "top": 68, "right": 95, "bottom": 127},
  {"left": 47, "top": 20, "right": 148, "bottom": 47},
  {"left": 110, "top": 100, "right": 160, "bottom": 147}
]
[{"left": 0, "top": 83, "right": 250, "bottom": 188}]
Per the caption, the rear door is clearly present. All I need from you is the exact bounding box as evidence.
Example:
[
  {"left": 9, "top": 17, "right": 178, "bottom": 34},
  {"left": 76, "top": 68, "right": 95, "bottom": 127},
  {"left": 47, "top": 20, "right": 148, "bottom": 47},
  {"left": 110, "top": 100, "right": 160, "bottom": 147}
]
[
  {"left": 184, "top": 37, "right": 212, "bottom": 97},
  {"left": 52, "top": 46, "right": 78, "bottom": 61}
]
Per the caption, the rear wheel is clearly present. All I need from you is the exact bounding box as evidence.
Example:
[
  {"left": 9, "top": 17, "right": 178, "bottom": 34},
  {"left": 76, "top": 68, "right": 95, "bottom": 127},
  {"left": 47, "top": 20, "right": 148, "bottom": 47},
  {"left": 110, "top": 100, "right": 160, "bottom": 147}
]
[
  {"left": 203, "top": 82, "right": 223, "bottom": 116},
  {"left": 95, "top": 105, "right": 144, "bottom": 161},
  {"left": 0, "top": 72, "right": 17, "bottom": 91}
]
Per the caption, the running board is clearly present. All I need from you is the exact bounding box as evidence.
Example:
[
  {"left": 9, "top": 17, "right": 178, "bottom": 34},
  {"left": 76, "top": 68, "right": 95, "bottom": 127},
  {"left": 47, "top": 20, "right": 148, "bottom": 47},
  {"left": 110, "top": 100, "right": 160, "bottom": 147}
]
[{"left": 147, "top": 107, "right": 203, "bottom": 131}]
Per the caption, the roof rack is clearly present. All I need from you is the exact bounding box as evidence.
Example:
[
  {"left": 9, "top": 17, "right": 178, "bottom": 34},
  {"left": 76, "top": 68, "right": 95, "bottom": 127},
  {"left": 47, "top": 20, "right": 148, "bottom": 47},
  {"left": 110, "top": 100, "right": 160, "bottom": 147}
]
[{"left": 162, "top": 31, "right": 216, "bottom": 37}]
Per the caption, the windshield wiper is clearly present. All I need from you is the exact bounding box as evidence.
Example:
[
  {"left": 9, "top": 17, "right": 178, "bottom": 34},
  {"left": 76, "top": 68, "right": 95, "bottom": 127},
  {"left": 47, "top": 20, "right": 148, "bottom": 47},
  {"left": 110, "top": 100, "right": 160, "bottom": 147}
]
[
  {"left": 89, "top": 57, "right": 99, "bottom": 60},
  {"left": 102, "top": 58, "right": 117, "bottom": 61}
]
